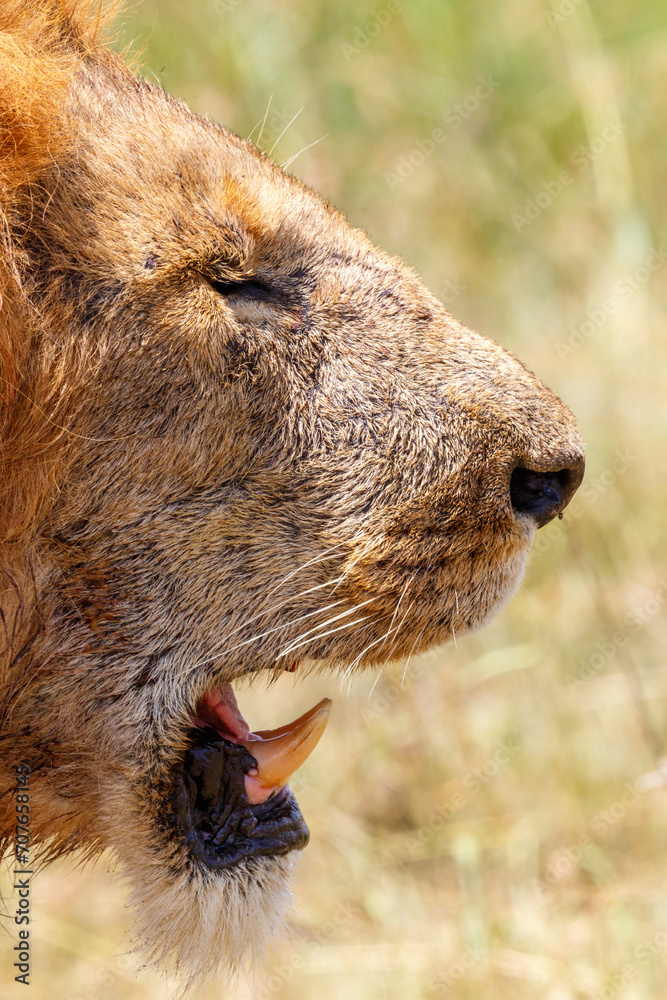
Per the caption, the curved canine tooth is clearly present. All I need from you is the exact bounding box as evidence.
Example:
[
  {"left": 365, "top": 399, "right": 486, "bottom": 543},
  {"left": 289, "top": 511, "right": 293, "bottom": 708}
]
[{"left": 239, "top": 697, "right": 331, "bottom": 790}]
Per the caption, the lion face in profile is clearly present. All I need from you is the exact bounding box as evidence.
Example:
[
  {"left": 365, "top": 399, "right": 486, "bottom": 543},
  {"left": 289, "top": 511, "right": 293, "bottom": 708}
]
[{"left": 0, "top": 1, "right": 584, "bottom": 984}]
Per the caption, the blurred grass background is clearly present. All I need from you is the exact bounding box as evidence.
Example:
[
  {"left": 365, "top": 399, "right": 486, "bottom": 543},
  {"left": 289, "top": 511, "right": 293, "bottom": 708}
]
[{"left": 2, "top": 0, "right": 667, "bottom": 996}]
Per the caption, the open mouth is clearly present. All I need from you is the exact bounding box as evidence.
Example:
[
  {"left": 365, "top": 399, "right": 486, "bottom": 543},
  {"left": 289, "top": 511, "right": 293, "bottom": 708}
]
[{"left": 169, "top": 683, "right": 331, "bottom": 870}]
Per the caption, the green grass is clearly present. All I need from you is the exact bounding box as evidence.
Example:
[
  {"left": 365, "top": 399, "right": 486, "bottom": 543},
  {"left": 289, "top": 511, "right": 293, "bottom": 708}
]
[{"left": 2, "top": 0, "right": 666, "bottom": 996}]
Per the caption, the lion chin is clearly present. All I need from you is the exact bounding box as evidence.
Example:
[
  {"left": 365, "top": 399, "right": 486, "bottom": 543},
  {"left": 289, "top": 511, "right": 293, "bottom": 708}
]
[{"left": 120, "top": 844, "right": 294, "bottom": 985}]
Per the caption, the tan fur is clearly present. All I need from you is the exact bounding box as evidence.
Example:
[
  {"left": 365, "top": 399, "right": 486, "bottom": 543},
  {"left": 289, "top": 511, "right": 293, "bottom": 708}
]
[{"left": 0, "top": 0, "right": 584, "bottom": 983}]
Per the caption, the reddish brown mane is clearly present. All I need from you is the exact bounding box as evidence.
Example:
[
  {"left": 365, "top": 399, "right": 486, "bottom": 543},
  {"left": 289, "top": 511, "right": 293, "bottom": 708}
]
[
  {"left": 0, "top": 2, "right": 103, "bottom": 192},
  {"left": 0, "top": 3, "right": 117, "bottom": 650}
]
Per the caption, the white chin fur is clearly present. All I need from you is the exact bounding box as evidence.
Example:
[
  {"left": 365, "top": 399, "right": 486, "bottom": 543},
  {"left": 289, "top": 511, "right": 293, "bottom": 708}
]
[{"left": 117, "top": 842, "right": 297, "bottom": 987}]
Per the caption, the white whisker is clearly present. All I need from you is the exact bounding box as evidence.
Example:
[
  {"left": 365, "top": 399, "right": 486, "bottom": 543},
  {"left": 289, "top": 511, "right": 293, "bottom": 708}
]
[
  {"left": 365, "top": 595, "right": 416, "bottom": 701},
  {"left": 263, "top": 539, "right": 352, "bottom": 602},
  {"left": 367, "top": 664, "right": 385, "bottom": 699},
  {"left": 181, "top": 576, "right": 348, "bottom": 682},
  {"left": 248, "top": 94, "right": 272, "bottom": 146},
  {"left": 401, "top": 621, "right": 428, "bottom": 689},
  {"left": 375, "top": 573, "right": 419, "bottom": 668},
  {"left": 281, "top": 134, "right": 328, "bottom": 170},
  {"left": 189, "top": 600, "right": 346, "bottom": 671},
  {"left": 192, "top": 535, "right": 365, "bottom": 658},
  {"left": 183, "top": 533, "right": 371, "bottom": 683},
  {"left": 330, "top": 536, "right": 378, "bottom": 595},
  {"left": 274, "top": 598, "right": 376, "bottom": 660},
  {"left": 345, "top": 620, "right": 402, "bottom": 679},
  {"left": 337, "top": 621, "right": 378, "bottom": 692},
  {"left": 192, "top": 553, "right": 348, "bottom": 666},
  {"left": 378, "top": 597, "right": 418, "bottom": 672},
  {"left": 268, "top": 107, "right": 303, "bottom": 156},
  {"left": 452, "top": 588, "right": 459, "bottom": 647},
  {"left": 274, "top": 617, "right": 370, "bottom": 661},
  {"left": 386, "top": 576, "right": 412, "bottom": 635},
  {"left": 278, "top": 597, "right": 374, "bottom": 656}
]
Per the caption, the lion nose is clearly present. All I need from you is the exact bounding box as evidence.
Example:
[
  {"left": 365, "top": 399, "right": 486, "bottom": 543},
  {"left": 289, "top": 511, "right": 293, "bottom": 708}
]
[{"left": 510, "top": 463, "right": 584, "bottom": 528}]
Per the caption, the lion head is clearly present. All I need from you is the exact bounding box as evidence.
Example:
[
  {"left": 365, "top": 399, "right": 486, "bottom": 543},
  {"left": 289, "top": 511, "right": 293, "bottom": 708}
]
[{"left": 0, "top": 1, "right": 584, "bottom": 983}]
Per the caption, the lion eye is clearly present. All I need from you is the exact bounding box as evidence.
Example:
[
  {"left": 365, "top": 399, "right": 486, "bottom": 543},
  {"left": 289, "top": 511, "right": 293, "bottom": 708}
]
[{"left": 205, "top": 275, "right": 271, "bottom": 300}]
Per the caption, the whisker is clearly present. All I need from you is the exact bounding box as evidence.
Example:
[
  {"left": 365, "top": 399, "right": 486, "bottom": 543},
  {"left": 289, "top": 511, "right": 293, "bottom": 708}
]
[
  {"left": 182, "top": 533, "right": 371, "bottom": 683},
  {"left": 188, "top": 537, "right": 365, "bottom": 661},
  {"left": 339, "top": 618, "right": 378, "bottom": 691},
  {"left": 268, "top": 107, "right": 303, "bottom": 156},
  {"left": 330, "top": 535, "right": 378, "bottom": 595},
  {"left": 452, "top": 587, "right": 459, "bottom": 647},
  {"left": 280, "top": 134, "right": 328, "bottom": 170},
  {"left": 337, "top": 620, "right": 378, "bottom": 692},
  {"left": 358, "top": 574, "right": 417, "bottom": 694},
  {"left": 339, "top": 612, "right": 390, "bottom": 685},
  {"left": 401, "top": 621, "right": 429, "bottom": 689},
  {"left": 377, "top": 593, "right": 419, "bottom": 672},
  {"left": 367, "top": 662, "right": 385, "bottom": 699},
  {"left": 248, "top": 94, "right": 272, "bottom": 146},
  {"left": 364, "top": 588, "right": 417, "bottom": 700},
  {"left": 274, "top": 598, "right": 377, "bottom": 660},
  {"left": 181, "top": 576, "right": 348, "bottom": 681},
  {"left": 345, "top": 619, "right": 402, "bottom": 680},
  {"left": 386, "top": 575, "right": 413, "bottom": 637},
  {"left": 398, "top": 558, "right": 434, "bottom": 688},
  {"left": 188, "top": 600, "right": 346, "bottom": 672},
  {"left": 193, "top": 549, "right": 350, "bottom": 665},
  {"left": 263, "top": 538, "right": 355, "bottom": 603},
  {"left": 345, "top": 615, "right": 400, "bottom": 676},
  {"left": 274, "top": 616, "right": 371, "bottom": 662}
]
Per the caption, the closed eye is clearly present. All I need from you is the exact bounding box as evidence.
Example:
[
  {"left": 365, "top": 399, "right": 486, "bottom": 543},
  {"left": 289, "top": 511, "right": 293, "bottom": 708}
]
[{"left": 204, "top": 275, "right": 272, "bottom": 301}]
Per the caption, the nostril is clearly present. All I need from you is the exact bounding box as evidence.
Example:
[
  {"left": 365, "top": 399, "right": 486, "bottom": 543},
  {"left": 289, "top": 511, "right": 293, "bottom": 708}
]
[{"left": 510, "top": 466, "right": 579, "bottom": 528}]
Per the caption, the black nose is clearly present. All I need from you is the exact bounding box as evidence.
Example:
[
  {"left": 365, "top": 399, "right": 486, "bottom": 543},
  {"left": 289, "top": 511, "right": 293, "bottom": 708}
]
[{"left": 510, "top": 465, "right": 584, "bottom": 528}]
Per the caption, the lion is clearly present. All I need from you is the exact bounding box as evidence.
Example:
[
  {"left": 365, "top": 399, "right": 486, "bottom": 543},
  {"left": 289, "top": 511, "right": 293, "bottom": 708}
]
[{"left": 0, "top": 0, "right": 584, "bottom": 984}]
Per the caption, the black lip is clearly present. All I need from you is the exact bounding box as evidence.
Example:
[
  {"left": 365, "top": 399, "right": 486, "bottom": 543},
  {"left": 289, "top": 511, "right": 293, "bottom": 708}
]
[{"left": 170, "top": 726, "right": 310, "bottom": 869}]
